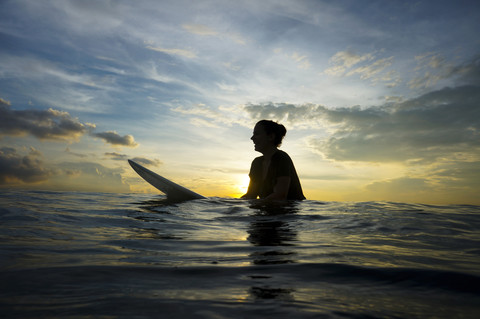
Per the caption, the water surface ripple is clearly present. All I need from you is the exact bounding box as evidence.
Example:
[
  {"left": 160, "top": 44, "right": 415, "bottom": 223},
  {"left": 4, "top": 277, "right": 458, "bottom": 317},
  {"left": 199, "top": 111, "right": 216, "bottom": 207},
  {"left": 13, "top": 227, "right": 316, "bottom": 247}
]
[{"left": 1, "top": 190, "right": 479, "bottom": 318}]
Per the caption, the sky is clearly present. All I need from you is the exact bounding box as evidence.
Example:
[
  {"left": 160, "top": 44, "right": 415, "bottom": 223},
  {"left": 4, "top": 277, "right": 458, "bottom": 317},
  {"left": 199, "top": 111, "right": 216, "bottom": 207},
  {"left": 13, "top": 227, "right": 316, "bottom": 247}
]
[{"left": 1, "top": 0, "right": 480, "bottom": 204}]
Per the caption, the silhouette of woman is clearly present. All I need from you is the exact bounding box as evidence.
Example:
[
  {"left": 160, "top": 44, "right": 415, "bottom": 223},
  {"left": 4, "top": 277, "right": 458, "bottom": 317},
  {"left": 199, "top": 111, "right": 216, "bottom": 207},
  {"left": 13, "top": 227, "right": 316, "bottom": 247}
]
[{"left": 242, "top": 120, "right": 305, "bottom": 200}]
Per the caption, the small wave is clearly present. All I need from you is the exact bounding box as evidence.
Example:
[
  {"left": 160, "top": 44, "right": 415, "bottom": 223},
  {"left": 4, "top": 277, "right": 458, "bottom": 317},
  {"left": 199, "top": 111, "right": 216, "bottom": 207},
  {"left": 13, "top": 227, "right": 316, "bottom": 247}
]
[{"left": 286, "top": 263, "right": 480, "bottom": 295}]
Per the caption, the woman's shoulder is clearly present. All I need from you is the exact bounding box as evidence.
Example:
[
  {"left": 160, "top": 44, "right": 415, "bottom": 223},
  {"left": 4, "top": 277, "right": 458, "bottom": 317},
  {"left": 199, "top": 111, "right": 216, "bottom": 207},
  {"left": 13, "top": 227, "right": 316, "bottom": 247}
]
[
  {"left": 252, "top": 156, "right": 264, "bottom": 165},
  {"left": 273, "top": 150, "right": 292, "bottom": 160}
]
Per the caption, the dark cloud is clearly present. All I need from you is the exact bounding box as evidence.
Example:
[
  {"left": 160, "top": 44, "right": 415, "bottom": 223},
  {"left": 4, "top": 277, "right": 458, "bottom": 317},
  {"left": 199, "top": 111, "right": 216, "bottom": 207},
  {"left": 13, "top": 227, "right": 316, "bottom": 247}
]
[
  {"left": 93, "top": 131, "right": 138, "bottom": 147},
  {"left": 409, "top": 53, "right": 480, "bottom": 89},
  {"left": 245, "top": 84, "right": 480, "bottom": 164},
  {"left": 0, "top": 147, "right": 53, "bottom": 184},
  {"left": 319, "top": 85, "right": 480, "bottom": 163},
  {"left": 456, "top": 54, "right": 480, "bottom": 86},
  {"left": 0, "top": 101, "right": 90, "bottom": 141},
  {"left": 1, "top": 100, "right": 139, "bottom": 148},
  {"left": 430, "top": 161, "right": 480, "bottom": 189}
]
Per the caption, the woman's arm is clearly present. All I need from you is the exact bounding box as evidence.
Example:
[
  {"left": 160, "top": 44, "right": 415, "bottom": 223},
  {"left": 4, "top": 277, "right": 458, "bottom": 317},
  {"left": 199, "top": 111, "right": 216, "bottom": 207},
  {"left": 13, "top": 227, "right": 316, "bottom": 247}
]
[
  {"left": 241, "top": 193, "right": 257, "bottom": 199},
  {"left": 264, "top": 176, "right": 290, "bottom": 200}
]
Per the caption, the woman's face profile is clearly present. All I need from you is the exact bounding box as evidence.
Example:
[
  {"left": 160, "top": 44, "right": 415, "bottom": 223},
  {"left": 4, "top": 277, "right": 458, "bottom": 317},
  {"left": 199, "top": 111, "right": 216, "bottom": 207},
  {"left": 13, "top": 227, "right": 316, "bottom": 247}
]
[{"left": 251, "top": 123, "right": 274, "bottom": 153}]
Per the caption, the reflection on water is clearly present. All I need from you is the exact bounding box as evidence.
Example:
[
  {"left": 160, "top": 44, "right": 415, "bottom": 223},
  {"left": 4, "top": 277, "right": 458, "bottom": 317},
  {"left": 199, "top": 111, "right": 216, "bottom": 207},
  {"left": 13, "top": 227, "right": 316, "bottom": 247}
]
[
  {"left": 248, "top": 219, "right": 296, "bottom": 246},
  {"left": 246, "top": 201, "right": 300, "bottom": 300},
  {"left": 247, "top": 202, "right": 299, "bottom": 265},
  {"left": 249, "top": 286, "right": 295, "bottom": 300}
]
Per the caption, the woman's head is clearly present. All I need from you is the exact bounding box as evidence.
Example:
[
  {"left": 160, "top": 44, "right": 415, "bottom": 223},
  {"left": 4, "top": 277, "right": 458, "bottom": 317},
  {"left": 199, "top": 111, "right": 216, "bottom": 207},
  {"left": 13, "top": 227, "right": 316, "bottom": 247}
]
[{"left": 254, "top": 120, "right": 287, "bottom": 147}]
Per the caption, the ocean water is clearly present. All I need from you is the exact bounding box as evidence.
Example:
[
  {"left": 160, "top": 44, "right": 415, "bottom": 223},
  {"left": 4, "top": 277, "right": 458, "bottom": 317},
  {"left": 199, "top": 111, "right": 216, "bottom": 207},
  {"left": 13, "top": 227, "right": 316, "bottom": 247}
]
[{"left": 0, "top": 190, "right": 479, "bottom": 318}]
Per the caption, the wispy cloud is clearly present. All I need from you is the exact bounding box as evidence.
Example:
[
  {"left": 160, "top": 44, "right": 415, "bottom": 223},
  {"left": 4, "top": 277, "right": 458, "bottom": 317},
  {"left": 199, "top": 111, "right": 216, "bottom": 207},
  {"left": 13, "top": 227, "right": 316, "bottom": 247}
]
[
  {"left": 408, "top": 52, "right": 477, "bottom": 89},
  {"left": 291, "top": 52, "right": 311, "bottom": 69},
  {"left": 146, "top": 46, "right": 196, "bottom": 59},
  {"left": 172, "top": 104, "right": 233, "bottom": 128},
  {"left": 324, "top": 50, "right": 374, "bottom": 76},
  {"left": 324, "top": 50, "right": 398, "bottom": 86},
  {"left": 0, "top": 54, "right": 99, "bottom": 87},
  {"left": 0, "top": 54, "right": 115, "bottom": 113},
  {"left": 346, "top": 56, "right": 394, "bottom": 80},
  {"left": 104, "top": 152, "right": 128, "bottom": 161},
  {"left": 182, "top": 23, "right": 246, "bottom": 45},
  {"left": 243, "top": 102, "right": 325, "bottom": 128},
  {"left": 131, "top": 157, "right": 162, "bottom": 167},
  {"left": 182, "top": 24, "right": 218, "bottom": 36},
  {"left": 65, "top": 147, "right": 88, "bottom": 158}
]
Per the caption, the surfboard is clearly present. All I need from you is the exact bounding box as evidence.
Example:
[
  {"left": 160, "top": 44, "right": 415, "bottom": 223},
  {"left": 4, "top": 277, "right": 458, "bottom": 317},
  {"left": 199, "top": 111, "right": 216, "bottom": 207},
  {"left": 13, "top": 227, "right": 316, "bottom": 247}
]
[{"left": 128, "top": 159, "right": 206, "bottom": 201}]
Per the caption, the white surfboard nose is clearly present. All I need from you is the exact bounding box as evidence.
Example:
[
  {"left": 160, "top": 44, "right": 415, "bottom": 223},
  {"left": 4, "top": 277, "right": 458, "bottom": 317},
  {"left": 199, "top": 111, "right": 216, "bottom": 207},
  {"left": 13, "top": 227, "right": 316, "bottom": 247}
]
[{"left": 128, "top": 159, "right": 206, "bottom": 201}]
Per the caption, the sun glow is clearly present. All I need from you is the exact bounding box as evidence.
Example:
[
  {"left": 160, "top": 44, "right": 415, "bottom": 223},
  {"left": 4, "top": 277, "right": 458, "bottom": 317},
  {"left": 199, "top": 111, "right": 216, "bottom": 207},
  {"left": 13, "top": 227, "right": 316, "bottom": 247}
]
[{"left": 237, "top": 174, "right": 250, "bottom": 196}]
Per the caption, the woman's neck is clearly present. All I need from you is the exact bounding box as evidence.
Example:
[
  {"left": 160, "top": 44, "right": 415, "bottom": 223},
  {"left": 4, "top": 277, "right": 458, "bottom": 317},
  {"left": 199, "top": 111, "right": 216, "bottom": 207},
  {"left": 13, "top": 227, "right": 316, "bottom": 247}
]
[{"left": 261, "top": 146, "right": 278, "bottom": 159}]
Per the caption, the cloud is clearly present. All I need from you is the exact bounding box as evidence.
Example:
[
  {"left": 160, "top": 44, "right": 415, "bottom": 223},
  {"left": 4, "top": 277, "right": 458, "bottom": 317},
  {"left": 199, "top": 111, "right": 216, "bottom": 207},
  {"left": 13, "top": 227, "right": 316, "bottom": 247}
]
[
  {"left": 409, "top": 53, "right": 480, "bottom": 89},
  {"left": 346, "top": 56, "right": 394, "bottom": 80},
  {"left": 361, "top": 160, "right": 480, "bottom": 203},
  {"left": 320, "top": 85, "right": 480, "bottom": 163},
  {"left": 0, "top": 54, "right": 98, "bottom": 88},
  {"left": 190, "top": 117, "right": 220, "bottom": 128},
  {"left": 324, "top": 50, "right": 374, "bottom": 76},
  {"left": 0, "top": 146, "right": 131, "bottom": 191},
  {"left": 0, "top": 54, "right": 109, "bottom": 113},
  {"left": 0, "top": 147, "right": 53, "bottom": 184},
  {"left": 182, "top": 23, "right": 246, "bottom": 45},
  {"left": 1, "top": 100, "right": 139, "bottom": 148},
  {"left": 291, "top": 52, "right": 311, "bottom": 69},
  {"left": 430, "top": 161, "right": 480, "bottom": 190},
  {"left": 105, "top": 152, "right": 128, "bottom": 161},
  {"left": 182, "top": 24, "right": 218, "bottom": 36},
  {"left": 56, "top": 161, "right": 130, "bottom": 193},
  {"left": 243, "top": 102, "right": 326, "bottom": 128},
  {"left": 131, "top": 157, "right": 162, "bottom": 167},
  {"left": 244, "top": 83, "right": 480, "bottom": 164},
  {"left": 0, "top": 98, "right": 10, "bottom": 106},
  {"left": 409, "top": 53, "right": 456, "bottom": 89},
  {"left": 324, "top": 50, "right": 398, "bottom": 86},
  {"left": 92, "top": 131, "right": 139, "bottom": 148},
  {"left": 457, "top": 55, "right": 480, "bottom": 86},
  {"left": 172, "top": 104, "right": 240, "bottom": 127},
  {"left": 243, "top": 57, "right": 480, "bottom": 203},
  {"left": 0, "top": 102, "right": 91, "bottom": 141},
  {"left": 365, "top": 177, "right": 431, "bottom": 193},
  {"left": 146, "top": 46, "right": 196, "bottom": 59},
  {"left": 104, "top": 152, "right": 161, "bottom": 167},
  {"left": 65, "top": 147, "right": 88, "bottom": 158}
]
